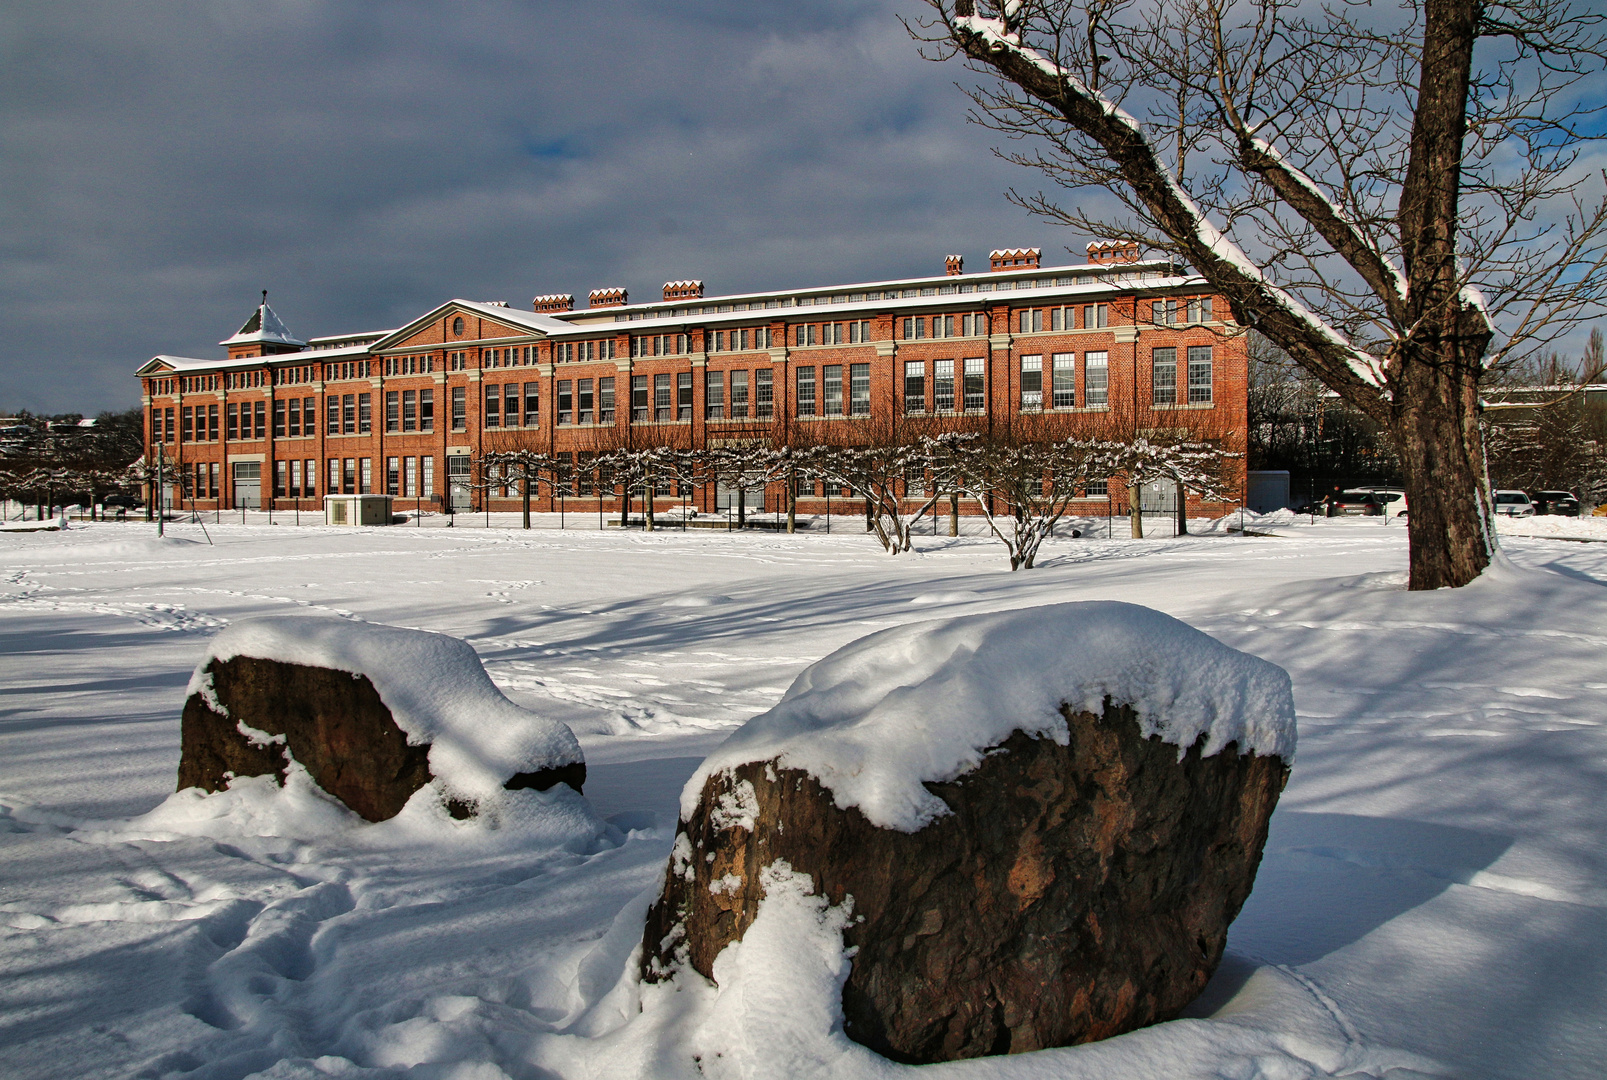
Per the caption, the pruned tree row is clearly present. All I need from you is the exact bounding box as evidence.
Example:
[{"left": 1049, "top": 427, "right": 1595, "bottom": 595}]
[{"left": 477, "top": 428, "right": 1238, "bottom": 571}]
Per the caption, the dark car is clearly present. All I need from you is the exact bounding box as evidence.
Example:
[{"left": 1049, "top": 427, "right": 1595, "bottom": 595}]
[
  {"left": 1325, "top": 490, "right": 1382, "bottom": 516},
  {"left": 1530, "top": 490, "right": 1581, "bottom": 516},
  {"left": 101, "top": 494, "right": 143, "bottom": 510}
]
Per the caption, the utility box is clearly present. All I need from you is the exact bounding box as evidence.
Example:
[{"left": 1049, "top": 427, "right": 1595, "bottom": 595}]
[
  {"left": 324, "top": 494, "right": 394, "bottom": 526},
  {"left": 1246, "top": 471, "right": 1291, "bottom": 514}
]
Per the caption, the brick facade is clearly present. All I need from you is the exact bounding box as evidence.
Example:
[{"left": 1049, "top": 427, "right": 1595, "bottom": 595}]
[{"left": 136, "top": 254, "right": 1247, "bottom": 518}]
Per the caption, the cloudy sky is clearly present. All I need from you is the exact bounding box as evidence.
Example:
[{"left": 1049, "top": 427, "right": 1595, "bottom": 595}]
[
  {"left": 4, "top": 2, "right": 1603, "bottom": 416},
  {"left": 2, "top": 0, "right": 1077, "bottom": 415}
]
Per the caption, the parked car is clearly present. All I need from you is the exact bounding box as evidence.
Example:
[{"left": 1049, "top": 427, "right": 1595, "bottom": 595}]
[
  {"left": 1361, "top": 487, "right": 1408, "bottom": 517},
  {"left": 1492, "top": 490, "right": 1535, "bottom": 516},
  {"left": 101, "top": 494, "right": 143, "bottom": 510},
  {"left": 1529, "top": 490, "right": 1580, "bottom": 516},
  {"left": 1325, "top": 490, "right": 1373, "bottom": 516}
]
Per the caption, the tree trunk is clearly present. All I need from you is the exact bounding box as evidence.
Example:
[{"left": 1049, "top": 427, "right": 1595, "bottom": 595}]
[
  {"left": 737, "top": 485, "right": 746, "bottom": 529},
  {"left": 1130, "top": 498, "right": 1144, "bottom": 540},
  {"left": 865, "top": 497, "right": 875, "bottom": 532},
  {"left": 521, "top": 468, "right": 531, "bottom": 529},
  {"left": 644, "top": 473, "right": 654, "bottom": 532},
  {"left": 1175, "top": 480, "right": 1187, "bottom": 536},
  {"left": 949, "top": 491, "right": 959, "bottom": 536},
  {"left": 1393, "top": 342, "right": 1494, "bottom": 589}
]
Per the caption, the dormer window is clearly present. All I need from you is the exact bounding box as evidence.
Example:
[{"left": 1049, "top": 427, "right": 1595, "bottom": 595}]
[{"left": 452, "top": 316, "right": 465, "bottom": 336}]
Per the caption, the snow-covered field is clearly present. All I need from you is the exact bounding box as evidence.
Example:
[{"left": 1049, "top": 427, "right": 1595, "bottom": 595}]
[{"left": 1, "top": 515, "right": 1604, "bottom": 1080}]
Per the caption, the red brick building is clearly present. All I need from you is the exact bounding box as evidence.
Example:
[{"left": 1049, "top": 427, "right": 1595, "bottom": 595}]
[{"left": 135, "top": 247, "right": 1246, "bottom": 518}]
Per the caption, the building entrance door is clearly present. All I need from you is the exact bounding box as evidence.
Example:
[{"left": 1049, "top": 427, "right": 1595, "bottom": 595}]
[
  {"left": 233, "top": 462, "right": 261, "bottom": 509},
  {"left": 447, "top": 455, "right": 473, "bottom": 511}
]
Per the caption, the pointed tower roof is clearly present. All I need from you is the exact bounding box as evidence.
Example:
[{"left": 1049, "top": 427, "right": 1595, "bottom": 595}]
[{"left": 219, "top": 291, "right": 306, "bottom": 349}]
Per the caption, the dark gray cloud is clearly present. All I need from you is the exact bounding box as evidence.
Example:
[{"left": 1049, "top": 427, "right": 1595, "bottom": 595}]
[{"left": 0, "top": 0, "right": 1092, "bottom": 413}]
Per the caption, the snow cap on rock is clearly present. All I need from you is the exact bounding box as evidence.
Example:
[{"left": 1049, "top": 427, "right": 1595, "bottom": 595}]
[
  {"left": 685, "top": 601, "right": 1296, "bottom": 833},
  {"left": 192, "top": 616, "right": 583, "bottom": 800}
]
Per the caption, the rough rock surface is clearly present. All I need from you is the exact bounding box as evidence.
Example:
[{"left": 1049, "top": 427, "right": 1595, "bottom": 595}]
[
  {"left": 640, "top": 701, "right": 1288, "bottom": 1063},
  {"left": 178, "top": 654, "right": 585, "bottom": 821}
]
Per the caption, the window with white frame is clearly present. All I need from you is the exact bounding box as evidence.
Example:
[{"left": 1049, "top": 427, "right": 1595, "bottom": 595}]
[
  {"left": 963, "top": 357, "right": 985, "bottom": 411},
  {"left": 904, "top": 360, "right": 926, "bottom": 414},
  {"left": 1084, "top": 351, "right": 1109, "bottom": 406},
  {"left": 1187, "top": 345, "right": 1213, "bottom": 402},
  {"left": 933, "top": 359, "right": 955, "bottom": 412},
  {"left": 1052, "top": 353, "right": 1076, "bottom": 408},
  {"left": 1152, "top": 347, "right": 1178, "bottom": 405},
  {"left": 1020, "top": 355, "right": 1042, "bottom": 411}
]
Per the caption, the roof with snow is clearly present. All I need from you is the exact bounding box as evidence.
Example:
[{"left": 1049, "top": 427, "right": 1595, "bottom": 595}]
[{"left": 219, "top": 300, "right": 306, "bottom": 349}]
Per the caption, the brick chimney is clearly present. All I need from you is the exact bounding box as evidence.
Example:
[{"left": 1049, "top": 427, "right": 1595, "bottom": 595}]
[
  {"left": 532, "top": 293, "right": 574, "bottom": 314},
  {"left": 588, "top": 288, "right": 628, "bottom": 309},
  {"left": 989, "top": 247, "right": 1041, "bottom": 271},
  {"left": 945, "top": 254, "right": 964, "bottom": 276},
  {"left": 1087, "top": 240, "right": 1141, "bottom": 265},
  {"left": 663, "top": 280, "right": 704, "bottom": 302}
]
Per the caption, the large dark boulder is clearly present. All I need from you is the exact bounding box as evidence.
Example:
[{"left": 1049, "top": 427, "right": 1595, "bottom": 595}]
[
  {"left": 177, "top": 617, "right": 585, "bottom": 822},
  {"left": 639, "top": 601, "right": 1296, "bottom": 1064},
  {"left": 643, "top": 700, "right": 1287, "bottom": 1062}
]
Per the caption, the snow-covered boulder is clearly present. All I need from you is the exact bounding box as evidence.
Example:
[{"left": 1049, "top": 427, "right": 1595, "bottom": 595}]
[
  {"left": 641, "top": 601, "right": 1294, "bottom": 1063},
  {"left": 177, "top": 617, "right": 586, "bottom": 822}
]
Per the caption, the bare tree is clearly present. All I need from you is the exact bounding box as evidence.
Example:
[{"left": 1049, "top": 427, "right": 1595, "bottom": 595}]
[
  {"left": 915, "top": 0, "right": 1607, "bottom": 588},
  {"left": 795, "top": 423, "right": 957, "bottom": 554},
  {"left": 932, "top": 431, "right": 1113, "bottom": 567}
]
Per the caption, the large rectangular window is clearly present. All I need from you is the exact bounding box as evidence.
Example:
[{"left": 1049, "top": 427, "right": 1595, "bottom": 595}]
[
  {"left": 1083, "top": 304, "right": 1108, "bottom": 328},
  {"left": 1152, "top": 347, "right": 1178, "bottom": 405},
  {"left": 901, "top": 317, "right": 926, "bottom": 340},
  {"left": 386, "top": 457, "right": 400, "bottom": 496},
  {"left": 343, "top": 394, "right": 356, "bottom": 435},
  {"left": 905, "top": 360, "right": 926, "bottom": 414},
  {"left": 1187, "top": 345, "right": 1213, "bottom": 403},
  {"left": 290, "top": 459, "right": 302, "bottom": 498},
  {"left": 182, "top": 406, "right": 194, "bottom": 442},
  {"left": 796, "top": 366, "right": 816, "bottom": 416},
  {"left": 254, "top": 401, "right": 266, "bottom": 439},
  {"left": 1053, "top": 353, "right": 1076, "bottom": 409},
  {"left": 226, "top": 403, "right": 239, "bottom": 442},
  {"left": 822, "top": 365, "right": 843, "bottom": 416},
  {"left": 849, "top": 363, "right": 870, "bottom": 416},
  {"left": 1020, "top": 355, "right": 1042, "bottom": 411},
  {"left": 1018, "top": 309, "right": 1044, "bottom": 333},
  {"left": 421, "top": 456, "right": 433, "bottom": 500},
  {"left": 756, "top": 369, "right": 773, "bottom": 418},
  {"left": 524, "top": 382, "right": 540, "bottom": 427},
  {"left": 326, "top": 397, "right": 339, "bottom": 436},
  {"left": 328, "top": 458, "right": 340, "bottom": 494},
  {"left": 451, "top": 387, "right": 466, "bottom": 431},
  {"left": 933, "top": 359, "right": 955, "bottom": 412},
  {"left": 402, "top": 390, "right": 418, "bottom": 431},
  {"left": 963, "top": 357, "right": 984, "bottom": 412},
  {"left": 557, "top": 380, "right": 573, "bottom": 425},
  {"left": 598, "top": 377, "right": 614, "bottom": 423},
  {"left": 729, "top": 370, "right": 748, "bottom": 418},
  {"left": 360, "top": 458, "right": 372, "bottom": 494},
  {"left": 484, "top": 384, "right": 501, "bottom": 427},
  {"left": 677, "top": 372, "right": 693, "bottom": 420},
  {"left": 386, "top": 392, "right": 400, "bottom": 432},
  {"left": 1084, "top": 351, "right": 1109, "bottom": 406},
  {"left": 304, "top": 459, "right": 315, "bottom": 497},
  {"left": 208, "top": 404, "right": 219, "bottom": 441},
  {"left": 577, "top": 378, "right": 594, "bottom": 424},
  {"left": 358, "top": 393, "right": 371, "bottom": 434},
  {"left": 420, "top": 389, "right": 434, "bottom": 432},
  {"left": 504, "top": 384, "right": 519, "bottom": 427},
  {"left": 632, "top": 375, "right": 649, "bottom": 421},
  {"left": 706, "top": 370, "right": 725, "bottom": 419},
  {"left": 405, "top": 457, "right": 418, "bottom": 498},
  {"left": 164, "top": 407, "right": 175, "bottom": 443},
  {"left": 654, "top": 373, "right": 672, "bottom": 421}
]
